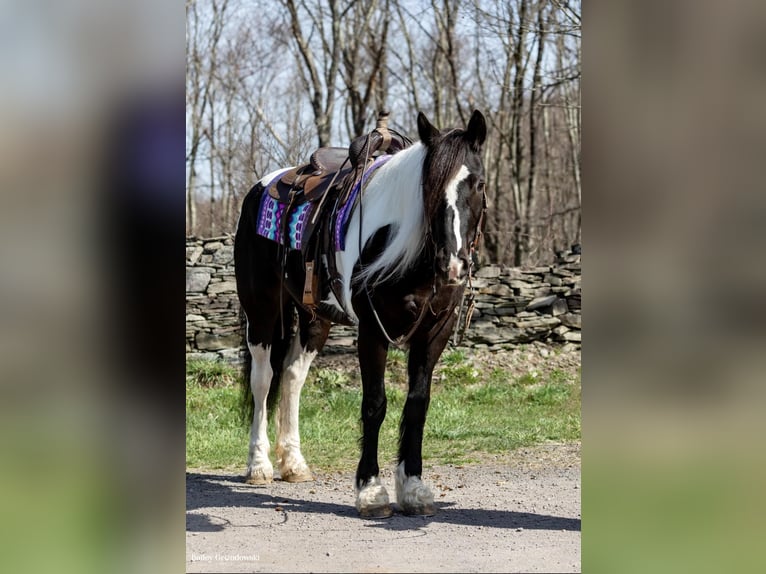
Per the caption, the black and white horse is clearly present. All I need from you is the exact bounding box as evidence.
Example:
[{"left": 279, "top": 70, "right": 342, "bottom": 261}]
[{"left": 234, "top": 110, "right": 487, "bottom": 517}]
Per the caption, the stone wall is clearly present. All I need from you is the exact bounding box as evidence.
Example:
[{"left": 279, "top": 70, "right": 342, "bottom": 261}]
[
  {"left": 186, "top": 236, "right": 242, "bottom": 363},
  {"left": 186, "top": 235, "right": 581, "bottom": 363},
  {"left": 466, "top": 250, "right": 581, "bottom": 349}
]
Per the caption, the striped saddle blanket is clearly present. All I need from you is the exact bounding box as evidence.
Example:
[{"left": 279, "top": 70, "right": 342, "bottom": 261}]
[{"left": 254, "top": 155, "right": 392, "bottom": 252}]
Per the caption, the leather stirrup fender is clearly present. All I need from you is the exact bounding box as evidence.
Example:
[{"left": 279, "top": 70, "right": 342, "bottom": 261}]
[{"left": 303, "top": 260, "right": 316, "bottom": 306}]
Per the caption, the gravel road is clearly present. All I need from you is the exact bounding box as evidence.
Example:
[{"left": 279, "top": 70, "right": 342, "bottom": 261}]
[{"left": 186, "top": 443, "right": 581, "bottom": 573}]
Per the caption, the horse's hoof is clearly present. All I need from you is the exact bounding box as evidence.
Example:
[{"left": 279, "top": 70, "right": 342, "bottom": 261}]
[
  {"left": 359, "top": 504, "right": 394, "bottom": 519},
  {"left": 280, "top": 469, "right": 314, "bottom": 483},
  {"left": 356, "top": 476, "right": 391, "bottom": 518},
  {"left": 401, "top": 503, "right": 436, "bottom": 517},
  {"left": 395, "top": 464, "right": 436, "bottom": 516},
  {"left": 245, "top": 475, "right": 272, "bottom": 485},
  {"left": 244, "top": 468, "right": 273, "bottom": 485}
]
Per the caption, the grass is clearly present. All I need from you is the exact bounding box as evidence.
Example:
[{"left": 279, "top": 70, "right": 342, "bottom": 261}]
[
  {"left": 186, "top": 358, "right": 239, "bottom": 387},
  {"left": 186, "top": 354, "right": 580, "bottom": 472}
]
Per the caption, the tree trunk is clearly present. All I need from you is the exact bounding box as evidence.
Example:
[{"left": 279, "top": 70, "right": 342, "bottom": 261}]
[
  {"left": 523, "top": 2, "right": 546, "bottom": 262},
  {"left": 511, "top": 0, "right": 528, "bottom": 266}
]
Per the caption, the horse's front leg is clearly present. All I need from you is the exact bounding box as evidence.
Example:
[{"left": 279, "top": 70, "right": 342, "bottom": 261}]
[
  {"left": 397, "top": 315, "right": 457, "bottom": 515},
  {"left": 355, "top": 322, "right": 392, "bottom": 518}
]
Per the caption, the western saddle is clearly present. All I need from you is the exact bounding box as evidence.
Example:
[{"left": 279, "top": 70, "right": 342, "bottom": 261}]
[
  {"left": 268, "top": 111, "right": 410, "bottom": 207},
  {"left": 267, "top": 146, "right": 352, "bottom": 205},
  {"left": 264, "top": 111, "right": 412, "bottom": 317}
]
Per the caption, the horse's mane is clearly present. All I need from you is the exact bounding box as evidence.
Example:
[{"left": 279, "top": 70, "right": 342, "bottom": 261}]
[
  {"left": 352, "top": 130, "right": 468, "bottom": 289},
  {"left": 351, "top": 143, "right": 428, "bottom": 289}
]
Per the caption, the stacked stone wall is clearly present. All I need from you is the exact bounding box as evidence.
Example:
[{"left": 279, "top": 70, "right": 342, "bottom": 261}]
[{"left": 186, "top": 235, "right": 581, "bottom": 363}]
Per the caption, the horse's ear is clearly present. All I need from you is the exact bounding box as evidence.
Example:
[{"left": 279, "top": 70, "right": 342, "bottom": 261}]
[
  {"left": 465, "top": 109, "right": 487, "bottom": 152},
  {"left": 417, "top": 112, "right": 439, "bottom": 146}
]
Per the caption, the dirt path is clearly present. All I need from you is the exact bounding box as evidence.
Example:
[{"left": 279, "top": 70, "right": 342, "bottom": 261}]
[{"left": 186, "top": 443, "right": 581, "bottom": 573}]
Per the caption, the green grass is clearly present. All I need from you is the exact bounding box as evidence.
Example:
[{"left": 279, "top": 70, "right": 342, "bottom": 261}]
[
  {"left": 186, "top": 358, "right": 239, "bottom": 387},
  {"left": 186, "top": 355, "right": 580, "bottom": 472},
  {"left": 186, "top": 377, "right": 246, "bottom": 470}
]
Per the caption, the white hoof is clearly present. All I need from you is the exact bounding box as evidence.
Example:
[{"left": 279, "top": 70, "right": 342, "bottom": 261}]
[
  {"left": 276, "top": 447, "right": 313, "bottom": 482},
  {"left": 279, "top": 461, "right": 313, "bottom": 482},
  {"left": 395, "top": 462, "right": 436, "bottom": 515},
  {"left": 245, "top": 462, "right": 274, "bottom": 485},
  {"left": 355, "top": 476, "right": 393, "bottom": 518}
]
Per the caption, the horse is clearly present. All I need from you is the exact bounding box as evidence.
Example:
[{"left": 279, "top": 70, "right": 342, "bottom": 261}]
[{"left": 234, "top": 110, "right": 487, "bottom": 518}]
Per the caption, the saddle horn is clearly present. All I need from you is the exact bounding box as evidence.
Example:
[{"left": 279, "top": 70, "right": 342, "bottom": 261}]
[{"left": 348, "top": 110, "right": 411, "bottom": 168}]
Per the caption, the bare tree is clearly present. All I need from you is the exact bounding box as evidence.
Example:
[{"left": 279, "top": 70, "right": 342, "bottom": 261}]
[
  {"left": 389, "top": 0, "right": 465, "bottom": 126},
  {"left": 340, "top": 0, "right": 391, "bottom": 137},
  {"left": 186, "top": 0, "right": 231, "bottom": 234},
  {"left": 279, "top": 0, "right": 345, "bottom": 147},
  {"left": 466, "top": 0, "right": 581, "bottom": 264},
  {"left": 522, "top": 0, "right": 547, "bottom": 261},
  {"left": 185, "top": 0, "right": 582, "bottom": 265}
]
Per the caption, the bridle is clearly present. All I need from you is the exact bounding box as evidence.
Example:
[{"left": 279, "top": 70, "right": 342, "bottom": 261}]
[
  {"left": 451, "top": 184, "right": 488, "bottom": 346},
  {"left": 365, "top": 178, "right": 488, "bottom": 350},
  {"left": 358, "top": 125, "right": 488, "bottom": 349}
]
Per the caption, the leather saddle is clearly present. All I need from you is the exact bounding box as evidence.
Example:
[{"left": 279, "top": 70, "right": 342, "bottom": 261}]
[
  {"left": 268, "top": 147, "right": 352, "bottom": 205},
  {"left": 262, "top": 112, "right": 413, "bottom": 317},
  {"left": 267, "top": 112, "right": 412, "bottom": 207}
]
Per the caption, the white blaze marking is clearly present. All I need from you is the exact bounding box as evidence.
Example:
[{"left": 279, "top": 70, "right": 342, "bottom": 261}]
[
  {"left": 448, "top": 254, "right": 464, "bottom": 281},
  {"left": 445, "top": 165, "right": 470, "bottom": 254}
]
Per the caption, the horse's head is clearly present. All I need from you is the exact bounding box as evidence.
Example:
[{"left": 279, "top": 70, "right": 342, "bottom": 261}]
[{"left": 418, "top": 110, "right": 487, "bottom": 284}]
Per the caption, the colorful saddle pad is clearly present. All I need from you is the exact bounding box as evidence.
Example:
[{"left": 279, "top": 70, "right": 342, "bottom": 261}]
[
  {"left": 255, "top": 193, "right": 316, "bottom": 251},
  {"left": 332, "top": 154, "right": 392, "bottom": 251},
  {"left": 254, "top": 154, "right": 392, "bottom": 252}
]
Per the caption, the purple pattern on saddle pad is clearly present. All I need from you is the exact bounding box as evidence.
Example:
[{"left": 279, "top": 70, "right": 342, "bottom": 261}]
[
  {"left": 334, "top": 154, "right": 393, "bottom": 251},
  {"left": 255, "top": 192, "right": 315, "bottom": 250},
  {"left": 288, "top": 201, "right": 314, "bottom": 249}
]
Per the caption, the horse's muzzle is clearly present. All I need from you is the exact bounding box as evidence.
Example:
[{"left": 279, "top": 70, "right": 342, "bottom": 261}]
[{"left": 437, "top": 250, "right": 470, "bottom": 284}]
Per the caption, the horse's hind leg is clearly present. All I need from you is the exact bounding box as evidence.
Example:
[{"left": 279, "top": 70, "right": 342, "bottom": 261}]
[
  {"left": 242, "top": 292, "right": 293, "bottom": 485},
  {"left": 275, "top": 308, "right": 330, "bottom": 483},
  {"left": 243, "top": 316, "right": 277, "bottom": 485}
]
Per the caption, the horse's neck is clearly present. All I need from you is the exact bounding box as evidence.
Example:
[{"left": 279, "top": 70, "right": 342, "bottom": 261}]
[{"left": 358, "top": 144, "right": 425, "bottom": 234}]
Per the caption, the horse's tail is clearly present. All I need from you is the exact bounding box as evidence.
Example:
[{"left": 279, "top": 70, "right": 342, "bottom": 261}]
[
  {"left": 240, "top": 302, "right": 296, "bottom": 427},
  {"left": 240, "top": 309, "right": 255, "bottom": 427}
]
